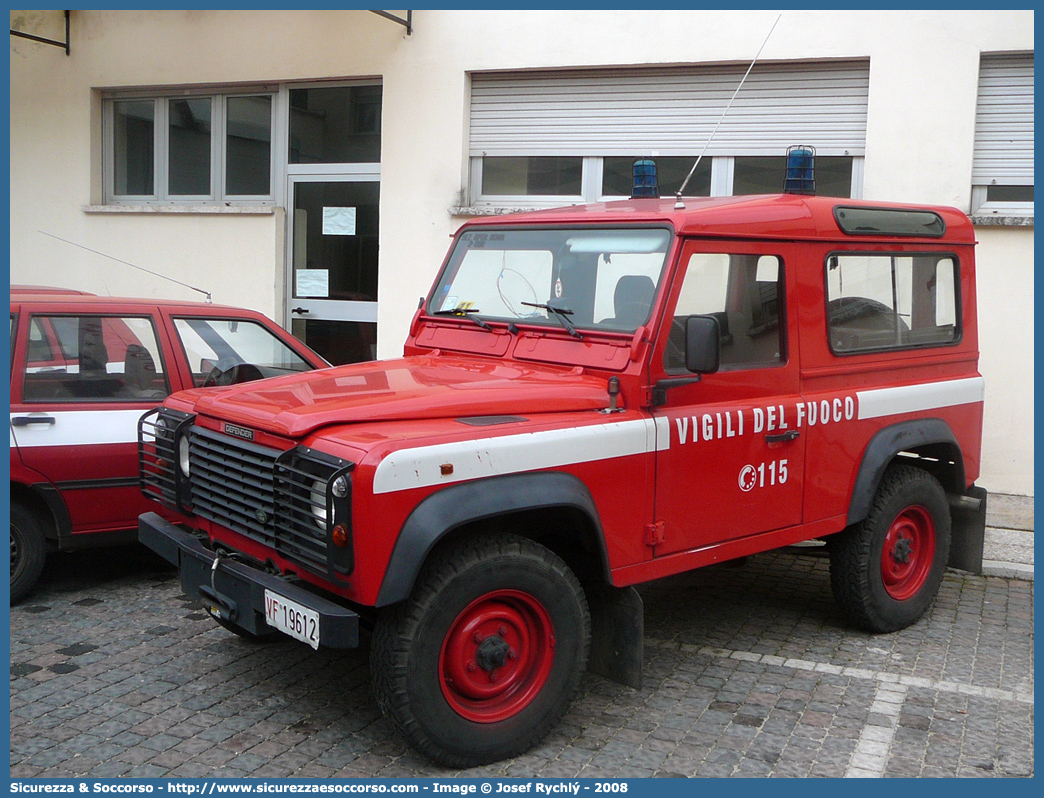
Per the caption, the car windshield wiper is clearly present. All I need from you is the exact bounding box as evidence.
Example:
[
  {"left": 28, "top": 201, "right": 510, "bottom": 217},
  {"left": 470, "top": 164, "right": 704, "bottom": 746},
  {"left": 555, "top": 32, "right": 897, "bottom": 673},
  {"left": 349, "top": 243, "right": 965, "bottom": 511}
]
[
  {"left": 521, "top": 302, "right": 583, "bottom": 340},
  {"left": 431, "top": 307, "right": 494, "bottom": 332}
]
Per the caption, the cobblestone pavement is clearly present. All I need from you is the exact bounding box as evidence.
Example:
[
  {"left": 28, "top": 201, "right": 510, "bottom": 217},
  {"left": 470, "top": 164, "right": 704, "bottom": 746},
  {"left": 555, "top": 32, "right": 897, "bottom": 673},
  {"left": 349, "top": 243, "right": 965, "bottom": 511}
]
[{"left": 10, "top": 544, "right": 1033, "bottom": 779}]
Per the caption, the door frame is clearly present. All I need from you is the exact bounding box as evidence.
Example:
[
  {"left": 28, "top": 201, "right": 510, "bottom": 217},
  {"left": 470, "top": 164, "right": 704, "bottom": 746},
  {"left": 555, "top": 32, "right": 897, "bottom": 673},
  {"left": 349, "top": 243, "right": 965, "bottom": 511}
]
[{"left": 283, "top": 169, "right": 381, "bottom": 332}]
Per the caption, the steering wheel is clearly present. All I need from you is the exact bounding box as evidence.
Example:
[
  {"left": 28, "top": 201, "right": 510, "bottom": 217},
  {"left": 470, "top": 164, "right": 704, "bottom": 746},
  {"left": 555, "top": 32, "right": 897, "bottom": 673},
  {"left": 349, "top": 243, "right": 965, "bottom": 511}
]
[{"left": 202, "top": 362, "right": 264, "bottom": 387}]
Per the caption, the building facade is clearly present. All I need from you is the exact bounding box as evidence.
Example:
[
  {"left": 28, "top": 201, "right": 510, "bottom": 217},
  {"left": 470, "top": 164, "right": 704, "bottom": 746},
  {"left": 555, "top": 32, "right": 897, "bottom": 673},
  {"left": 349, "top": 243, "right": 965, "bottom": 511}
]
[{"left": 9, "top": 9, "right": 1034, "bottom": 494}]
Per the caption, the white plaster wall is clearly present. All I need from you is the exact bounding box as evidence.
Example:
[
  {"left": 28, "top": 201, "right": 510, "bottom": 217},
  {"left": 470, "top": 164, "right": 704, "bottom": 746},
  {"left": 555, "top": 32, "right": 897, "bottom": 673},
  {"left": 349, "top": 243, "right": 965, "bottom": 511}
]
[
  {"left": 974, "top": 227, "right": 1035, "bottom": 496},
  {"left": 9, "top": 9, "right": 1035, "bottom": 494}
]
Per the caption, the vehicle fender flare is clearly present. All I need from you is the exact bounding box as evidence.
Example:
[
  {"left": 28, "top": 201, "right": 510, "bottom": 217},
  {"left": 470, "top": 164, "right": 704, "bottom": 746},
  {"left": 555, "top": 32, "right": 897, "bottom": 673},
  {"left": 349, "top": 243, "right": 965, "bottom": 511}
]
[
  {"left": 847, "top": 418, "right": 965, "bottom": 526},
  {"left": 10, "top": 458, "right": 72, "bottom": 541},
  {"left": 375, "top": 471, "right": 610, "bottom": 608}
]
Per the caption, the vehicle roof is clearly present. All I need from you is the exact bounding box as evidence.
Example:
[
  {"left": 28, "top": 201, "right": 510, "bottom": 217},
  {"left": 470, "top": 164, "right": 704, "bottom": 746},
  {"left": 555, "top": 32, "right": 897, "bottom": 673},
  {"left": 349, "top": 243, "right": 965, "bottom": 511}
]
[
  {"left": 460, "top": 194, "right": 976, "bottom": 244},
  {"left": 10, "top": 285, "right": 95, "bottom": 295},
  {"left": 9, "top": 292, "right": 264, "bottom": 314}
]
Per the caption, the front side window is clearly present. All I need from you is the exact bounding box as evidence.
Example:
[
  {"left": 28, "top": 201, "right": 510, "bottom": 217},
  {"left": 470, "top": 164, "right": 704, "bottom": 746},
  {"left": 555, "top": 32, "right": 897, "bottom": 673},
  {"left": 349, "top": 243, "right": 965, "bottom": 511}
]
[
  {"left": 106, "top": 92, "right": 274, "bottom": 203},
  {"left": 22, "top": 315, "right": 169, "bottom": 402},
  {"left": 430, "top": 228, "right": 673, "bottom": 334},
  {"left": 826, "top": 253, "right": 960, "bottom": 353},
  {"left": 173, "top": 317, "right": 315, "bottom": 387},
  {"left": 665, "top": 253, "right": 785, "bottom": 373}
]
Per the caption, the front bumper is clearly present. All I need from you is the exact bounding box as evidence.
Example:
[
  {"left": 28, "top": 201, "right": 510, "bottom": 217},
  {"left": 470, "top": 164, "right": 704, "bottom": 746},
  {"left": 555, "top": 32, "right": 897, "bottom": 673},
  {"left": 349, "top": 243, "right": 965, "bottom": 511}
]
[{"left": 139, "top": 512, "right": 359, "bottom": 648}]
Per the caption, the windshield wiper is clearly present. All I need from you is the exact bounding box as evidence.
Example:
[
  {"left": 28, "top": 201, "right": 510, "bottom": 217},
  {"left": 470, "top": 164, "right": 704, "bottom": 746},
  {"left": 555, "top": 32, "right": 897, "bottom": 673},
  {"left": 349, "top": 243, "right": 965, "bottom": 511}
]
[
  {"left": 432, "top": 307, "right": 494, "bottom": 332},
  {"left": 521, "top": 301, "right": 583, "bottom": 340}
]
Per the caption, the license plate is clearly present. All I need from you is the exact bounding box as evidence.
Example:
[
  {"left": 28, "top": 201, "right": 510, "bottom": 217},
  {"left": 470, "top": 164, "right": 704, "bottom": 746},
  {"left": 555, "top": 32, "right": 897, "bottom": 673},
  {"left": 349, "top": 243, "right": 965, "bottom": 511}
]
[{"left": 264, "top": 589, "right": 320, "bottom": 650}]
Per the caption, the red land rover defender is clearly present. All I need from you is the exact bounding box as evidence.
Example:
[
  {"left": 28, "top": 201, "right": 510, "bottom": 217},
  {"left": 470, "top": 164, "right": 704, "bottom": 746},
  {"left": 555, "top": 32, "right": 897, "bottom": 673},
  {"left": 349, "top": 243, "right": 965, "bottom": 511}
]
[{"left": 139, "top": 194, "right": 986, "bottom": 766}]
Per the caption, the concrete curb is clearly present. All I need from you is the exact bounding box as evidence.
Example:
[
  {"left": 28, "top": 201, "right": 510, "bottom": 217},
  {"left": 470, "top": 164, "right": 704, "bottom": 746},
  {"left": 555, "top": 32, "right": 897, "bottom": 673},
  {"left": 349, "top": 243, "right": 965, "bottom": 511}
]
[{"left": 981, "top": 560, "right": 1034, "bottom": 580}]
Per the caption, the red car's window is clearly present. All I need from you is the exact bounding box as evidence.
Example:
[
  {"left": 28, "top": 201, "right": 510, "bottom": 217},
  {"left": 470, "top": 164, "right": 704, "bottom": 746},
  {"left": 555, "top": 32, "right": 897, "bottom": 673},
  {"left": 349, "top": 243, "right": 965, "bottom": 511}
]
[
  {"left": 173, "top": 317, "right": 314, "bottom": 387},
  {"left": 22, "top": 315, "right": 170, "bottom": 403},
  {"left": 665, "top": 252, "right": 785, "bottom": 374}
]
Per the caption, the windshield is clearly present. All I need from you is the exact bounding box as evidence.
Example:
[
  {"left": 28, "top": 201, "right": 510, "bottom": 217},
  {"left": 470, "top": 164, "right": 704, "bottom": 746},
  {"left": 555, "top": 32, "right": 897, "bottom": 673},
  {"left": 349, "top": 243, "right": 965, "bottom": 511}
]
[{"left": 429, "top": 227, "right": 673, "bottom": 333}]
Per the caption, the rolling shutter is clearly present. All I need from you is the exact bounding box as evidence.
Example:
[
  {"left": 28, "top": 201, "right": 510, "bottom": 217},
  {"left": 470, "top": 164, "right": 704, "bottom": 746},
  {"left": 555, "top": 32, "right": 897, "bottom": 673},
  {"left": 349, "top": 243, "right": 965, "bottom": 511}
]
[
  {"left": 972, "top": 53, "right": 1034, "bottom": 186},
  {"left": 470, "top": 60, "right": 869, "bottom": 158}
]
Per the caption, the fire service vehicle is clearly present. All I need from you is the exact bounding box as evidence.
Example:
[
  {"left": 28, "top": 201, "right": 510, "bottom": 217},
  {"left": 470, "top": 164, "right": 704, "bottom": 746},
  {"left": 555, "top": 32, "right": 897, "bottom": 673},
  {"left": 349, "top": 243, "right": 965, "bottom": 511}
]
[{"left": 139, "top": 190, "right": 986, "bottom": 766}]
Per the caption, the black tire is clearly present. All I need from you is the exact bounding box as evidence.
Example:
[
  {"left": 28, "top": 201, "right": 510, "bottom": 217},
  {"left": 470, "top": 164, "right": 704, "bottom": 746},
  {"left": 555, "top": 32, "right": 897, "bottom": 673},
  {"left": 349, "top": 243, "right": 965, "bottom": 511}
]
[
  {"left": 830, "top": 465, "right": 951, "bottom": 633},
  {"left": 370, "top": 534, "right": 590, "bottom": 767},
  {"left": 11, "top": 503, "right": 47, "bottom": 603}
]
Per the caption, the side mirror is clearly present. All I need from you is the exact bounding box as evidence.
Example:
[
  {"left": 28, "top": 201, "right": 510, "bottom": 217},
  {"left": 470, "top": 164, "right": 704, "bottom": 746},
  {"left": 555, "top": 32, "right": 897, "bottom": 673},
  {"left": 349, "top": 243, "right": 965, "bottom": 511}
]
[{"left": 685, "top": 315, "right": 720, "bottom": 374}]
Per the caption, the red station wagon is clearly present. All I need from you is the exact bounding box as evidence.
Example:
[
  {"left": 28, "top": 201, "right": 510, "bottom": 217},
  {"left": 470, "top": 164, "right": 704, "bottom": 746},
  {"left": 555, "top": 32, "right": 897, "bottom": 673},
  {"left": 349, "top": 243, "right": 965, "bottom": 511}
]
[{"left": 9, "top": 291, "right": 328, "bottom": 601}]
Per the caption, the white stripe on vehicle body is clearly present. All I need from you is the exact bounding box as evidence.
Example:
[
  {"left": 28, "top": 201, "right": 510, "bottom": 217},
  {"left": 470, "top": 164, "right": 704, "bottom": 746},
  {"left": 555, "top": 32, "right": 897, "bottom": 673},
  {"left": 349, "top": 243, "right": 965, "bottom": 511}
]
[
  {"left": 9, "top": 409, "right": 148, "bottom": 448},
  {"left": 372, "top": 418, "right": 658, "bottom": 495},
  {"left": 371, "top": 377, "right": 985, "bottom": 495},
  {"left": 856, "top": 377, "right": 985, "bottom": 421}
]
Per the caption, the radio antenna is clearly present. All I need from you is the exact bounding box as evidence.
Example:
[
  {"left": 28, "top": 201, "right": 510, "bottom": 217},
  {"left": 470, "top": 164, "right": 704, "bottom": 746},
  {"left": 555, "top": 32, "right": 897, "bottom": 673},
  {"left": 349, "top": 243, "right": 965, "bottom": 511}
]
[
  {"left": 675, "top": 13, "right": 782, "bottom": 209},
  {"left": 40, "top": 231, "right": 213, "bottom": 303}
]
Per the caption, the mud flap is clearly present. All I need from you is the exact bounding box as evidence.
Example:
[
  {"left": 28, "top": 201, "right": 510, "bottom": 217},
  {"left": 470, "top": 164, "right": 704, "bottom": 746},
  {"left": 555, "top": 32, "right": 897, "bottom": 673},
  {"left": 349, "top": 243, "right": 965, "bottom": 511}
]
[
  {"left": 586, "top": 584, "right": 643, "bottom": 690},
  {"left": 948, "top": 485, "right": 987, "bottom": 575}
]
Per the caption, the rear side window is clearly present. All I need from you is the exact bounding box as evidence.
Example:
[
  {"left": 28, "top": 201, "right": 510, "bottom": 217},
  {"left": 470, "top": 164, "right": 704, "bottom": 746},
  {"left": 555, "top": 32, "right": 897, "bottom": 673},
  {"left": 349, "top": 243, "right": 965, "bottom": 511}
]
[
  {"left": 826, "top": 253, "right": 959, "bottom": 354},
  {"left": 22, "top": 315, "right": 170, "bottom": 402}
]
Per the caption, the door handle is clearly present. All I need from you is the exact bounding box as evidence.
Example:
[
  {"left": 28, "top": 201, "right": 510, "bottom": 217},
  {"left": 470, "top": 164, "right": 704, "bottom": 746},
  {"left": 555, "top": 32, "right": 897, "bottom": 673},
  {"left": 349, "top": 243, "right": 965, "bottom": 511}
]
[
  {"left": 12, "top": 415, "right": 56, "bottom": 427},
  {"left": 765, "top": 429, "right": 800, "bottom": 444},
  {"left": 291, "top": 307, "right": 310, "bottom": 314}
]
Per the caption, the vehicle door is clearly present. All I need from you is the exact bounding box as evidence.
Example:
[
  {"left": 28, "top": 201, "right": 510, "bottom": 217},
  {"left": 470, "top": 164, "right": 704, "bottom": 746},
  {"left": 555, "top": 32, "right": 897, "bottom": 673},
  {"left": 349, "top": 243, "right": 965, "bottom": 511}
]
[
  {"left": 10, "top": 304, "right": 177, "bottom": 535},
  {"left": 649, "top": 240, "right": 806, "bottom": 556}
]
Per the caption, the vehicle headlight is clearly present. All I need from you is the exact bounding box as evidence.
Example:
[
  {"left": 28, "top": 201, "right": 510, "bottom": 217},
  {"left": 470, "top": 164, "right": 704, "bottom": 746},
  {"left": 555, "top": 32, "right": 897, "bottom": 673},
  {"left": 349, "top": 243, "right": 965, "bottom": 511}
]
[
  {"left": 330, "top": 475, "right": 349, "bottom": 499},
  {"left": 310, "top": 479, "right": 328, "bottom": 528},
  {"left": 178, "top": 435, "right": 191, "bottom": 478}
]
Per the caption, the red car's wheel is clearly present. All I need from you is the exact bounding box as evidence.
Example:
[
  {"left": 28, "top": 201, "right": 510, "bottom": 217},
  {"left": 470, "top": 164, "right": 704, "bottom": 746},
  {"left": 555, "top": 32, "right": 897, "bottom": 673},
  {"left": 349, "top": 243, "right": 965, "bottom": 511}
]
[
  {"left": 830, "top": 465, "right": 951, "bottom": 633},
  {"left": 371, "top": 534, "right": 589, "bottom": 767},
  {"left": 10, "top": 503, "right": 47, "bottom": 603},
  {"left": 439, "top": 589, "right": 555, "bottom": 723},
  {"left": 880, "top": 505, "right": 936, "bottom": 601}
]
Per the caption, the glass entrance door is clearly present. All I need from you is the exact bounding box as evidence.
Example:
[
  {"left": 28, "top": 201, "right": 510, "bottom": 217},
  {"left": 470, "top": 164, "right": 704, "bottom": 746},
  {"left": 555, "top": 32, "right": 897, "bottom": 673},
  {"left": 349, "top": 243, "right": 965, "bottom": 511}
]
[{"left": 288, "top": 177, "right": 379, "bottom": 365}]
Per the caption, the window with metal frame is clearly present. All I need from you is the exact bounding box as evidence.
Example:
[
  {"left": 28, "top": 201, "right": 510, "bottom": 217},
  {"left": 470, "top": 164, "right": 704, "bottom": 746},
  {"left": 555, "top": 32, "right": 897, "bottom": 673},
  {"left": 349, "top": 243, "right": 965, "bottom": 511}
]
[
  {"left": 105, "top": 91, "right": 275, "bottom": 204},
  {"left": 664, "top": 253, "right": 786, "bottom": 373},
  {"left": 825, "top": 253, "right": 960, "bottom": 354},
  {"left": 468, "top": 61, "right": 868, "bottom": 207},
  {"left": 21, "top": 315, "right": 170, "bottom": 402},
  {"left": 971, "top": 52, "right": 1034, "bottom": 217}
]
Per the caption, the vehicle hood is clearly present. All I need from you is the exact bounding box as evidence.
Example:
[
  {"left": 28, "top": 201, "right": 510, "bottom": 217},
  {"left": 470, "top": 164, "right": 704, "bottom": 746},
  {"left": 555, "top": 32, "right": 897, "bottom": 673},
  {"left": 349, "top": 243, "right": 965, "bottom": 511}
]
[{"left": 183, "top": 355, "right": 611, "bottom": 438}]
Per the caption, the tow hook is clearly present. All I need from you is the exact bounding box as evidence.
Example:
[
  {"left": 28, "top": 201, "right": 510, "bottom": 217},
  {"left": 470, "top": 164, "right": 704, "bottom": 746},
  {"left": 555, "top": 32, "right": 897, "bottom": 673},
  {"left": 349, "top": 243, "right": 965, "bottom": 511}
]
[{"left": 199, "top": 552, "right": 239, "bottom": 623}]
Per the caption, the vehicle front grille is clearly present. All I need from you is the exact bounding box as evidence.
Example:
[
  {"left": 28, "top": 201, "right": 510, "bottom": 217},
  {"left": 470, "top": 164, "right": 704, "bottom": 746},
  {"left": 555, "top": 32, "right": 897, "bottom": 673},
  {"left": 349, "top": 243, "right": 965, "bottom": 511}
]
[
  {"left": 188, "top": 425, "right": 281, "bottom": 544},
  {"left": 139, "top": 408, "right": 354, "bottom": 576}
]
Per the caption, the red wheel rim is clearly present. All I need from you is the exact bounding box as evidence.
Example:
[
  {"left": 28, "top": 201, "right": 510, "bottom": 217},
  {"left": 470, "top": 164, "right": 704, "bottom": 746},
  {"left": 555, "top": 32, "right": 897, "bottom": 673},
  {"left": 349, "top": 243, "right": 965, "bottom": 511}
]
[
  {"left": 880, "top": 505, "right": 935, "bottom": 601},
  {"left": 438, "top": 589, "right": 555, "bottom": 723}
]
